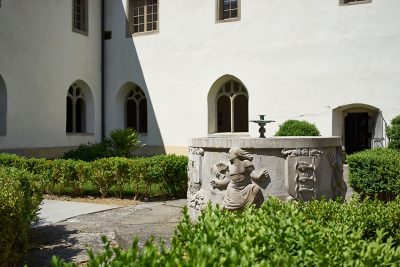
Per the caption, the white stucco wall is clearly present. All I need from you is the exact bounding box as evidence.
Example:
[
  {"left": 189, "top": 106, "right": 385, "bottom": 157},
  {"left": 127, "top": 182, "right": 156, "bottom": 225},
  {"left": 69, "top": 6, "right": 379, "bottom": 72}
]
[
  {"left": 104, "top": 0, "right": 400, "bottom": 151},
  {"left": 0, "top": 0, "right": 102, "bottom": 150}
]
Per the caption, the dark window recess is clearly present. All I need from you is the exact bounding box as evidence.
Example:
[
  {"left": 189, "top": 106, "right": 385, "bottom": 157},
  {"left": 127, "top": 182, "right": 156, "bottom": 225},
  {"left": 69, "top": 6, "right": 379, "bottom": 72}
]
[
  {"left": 219, "top": 0, "right": 239, "bottom": 21},
  {"left": 66, "top": 97, "right": 73, "bottom": 133},
  {"left": 217, "top": 96, "right": 231, "bottom": 132},
  {"left": 344, "top": 112, "right": 372, "bottom": 154},
  {"left": 125, "top": 86, "right": 148, "bottom": 133},
  {"left": 104, "top": 31, "right": 112, "bottom": 40},
  {"left": 72, "top": 0, "right": 88, "bottom": 35},
  {"left": 126, "top": 99, "right": 137, "bottom": 130}
]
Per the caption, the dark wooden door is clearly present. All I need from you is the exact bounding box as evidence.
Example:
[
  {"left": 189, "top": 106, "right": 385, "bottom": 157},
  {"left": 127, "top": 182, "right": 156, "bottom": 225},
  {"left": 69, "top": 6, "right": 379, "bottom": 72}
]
[{"left": 344, "top": 112, "right": 371, "bottom": 154}]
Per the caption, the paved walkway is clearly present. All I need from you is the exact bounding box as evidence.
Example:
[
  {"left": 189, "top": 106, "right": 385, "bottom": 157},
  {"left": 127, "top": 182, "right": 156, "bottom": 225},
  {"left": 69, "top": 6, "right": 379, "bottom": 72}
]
[{"left": 26, "top": 199, "right": 186, "bottom": 267}]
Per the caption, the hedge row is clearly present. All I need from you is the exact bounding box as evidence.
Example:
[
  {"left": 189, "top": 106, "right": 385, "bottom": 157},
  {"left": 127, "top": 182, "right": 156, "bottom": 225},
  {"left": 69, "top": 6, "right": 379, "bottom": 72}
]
[
  {"left": 0, "top": 153, "right": 188, "bottom": 199},
  {"left": 348, "top": 148, "right": 400, "bottom": 201},
  {"left": 52, "top": 197, "right": 400, "bottom": 266},
  {"left": 0, "top": 167, "right": 42, "bottom": 267}
]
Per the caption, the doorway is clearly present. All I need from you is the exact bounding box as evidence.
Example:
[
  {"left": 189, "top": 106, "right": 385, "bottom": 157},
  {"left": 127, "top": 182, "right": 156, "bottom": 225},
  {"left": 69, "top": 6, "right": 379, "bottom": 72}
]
[{"left": 344, "top": 112, "right": 371, "bottom": 154}]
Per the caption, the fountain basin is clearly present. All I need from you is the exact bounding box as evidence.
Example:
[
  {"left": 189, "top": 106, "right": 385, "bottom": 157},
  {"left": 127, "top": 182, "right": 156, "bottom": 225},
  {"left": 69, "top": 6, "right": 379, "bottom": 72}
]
[{"left": 187, "top": 136, "right": 346, "bottom": 219}]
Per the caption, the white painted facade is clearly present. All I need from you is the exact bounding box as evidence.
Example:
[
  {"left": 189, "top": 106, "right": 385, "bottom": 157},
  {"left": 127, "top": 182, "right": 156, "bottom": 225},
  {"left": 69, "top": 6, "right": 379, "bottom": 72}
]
[
  {"left": 0, "top": 0, "right": 102, "bottom": 155},
  {"left": 1, "top": 0, "right": 399, "bottom": 156}
]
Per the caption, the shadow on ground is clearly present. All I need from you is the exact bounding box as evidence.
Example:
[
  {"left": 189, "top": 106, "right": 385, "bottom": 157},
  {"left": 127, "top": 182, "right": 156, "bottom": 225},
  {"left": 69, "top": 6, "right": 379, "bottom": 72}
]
[{"left": 24, "top": 224, "right": 82, "bottom": 267}]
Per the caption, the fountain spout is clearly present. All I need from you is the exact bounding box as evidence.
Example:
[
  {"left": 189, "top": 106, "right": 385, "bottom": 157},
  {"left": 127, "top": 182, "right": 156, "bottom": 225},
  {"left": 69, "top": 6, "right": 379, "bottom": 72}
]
[{"left": 250, "top": 115, "right": 275, "bottom": 138}]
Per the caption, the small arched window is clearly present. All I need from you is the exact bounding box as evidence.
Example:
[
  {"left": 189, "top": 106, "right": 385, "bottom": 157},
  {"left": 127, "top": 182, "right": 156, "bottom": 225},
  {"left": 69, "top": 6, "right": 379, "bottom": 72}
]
[
  {"left": 125, "top": 86, "right": 147, "bottom": 133},
  {"left": 66, "top": 83, "right": 86, "bottom": 133},
  {"left": 216, "top": 80, "right": 248, "bottom": 133}
]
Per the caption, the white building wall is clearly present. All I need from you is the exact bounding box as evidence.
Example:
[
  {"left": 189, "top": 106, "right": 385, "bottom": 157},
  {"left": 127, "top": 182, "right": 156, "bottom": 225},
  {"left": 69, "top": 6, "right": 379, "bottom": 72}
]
[
  {"left": 0, "top": 0, "right": 102, "bottom": 154},
  {"left": 104, "top": 0, "right": 400, "bottom": 153}
]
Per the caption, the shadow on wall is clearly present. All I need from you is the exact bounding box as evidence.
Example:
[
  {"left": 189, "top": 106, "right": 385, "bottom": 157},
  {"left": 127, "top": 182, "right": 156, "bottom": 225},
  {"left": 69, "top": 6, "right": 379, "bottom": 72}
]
[
  {"left": 0, "top": 74, "right": 6, "bottom": 135},
  {"left": 106, "top": 1, "right": 165, "bottom": 155}
]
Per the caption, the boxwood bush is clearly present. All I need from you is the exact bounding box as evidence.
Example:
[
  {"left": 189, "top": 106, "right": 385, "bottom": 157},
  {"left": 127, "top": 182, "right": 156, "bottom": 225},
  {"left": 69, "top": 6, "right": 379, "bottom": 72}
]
[
  {"left": 0, "top": 153, "right": 188, "bottom": 199},
  {"left": 275, "top": 120, "right": 320, "bottom": 136},
  {"left": 0, "top": 167, "right": 42, "bottom": 267},
  {"left": 386, "top": 115, "right": 400, "bottom": 151},
  {"left": 51, "top": 197, "right": 400, "bottom": 267},
  {"left": 348, "top": 148, "right": 400, "bottom": 201}
]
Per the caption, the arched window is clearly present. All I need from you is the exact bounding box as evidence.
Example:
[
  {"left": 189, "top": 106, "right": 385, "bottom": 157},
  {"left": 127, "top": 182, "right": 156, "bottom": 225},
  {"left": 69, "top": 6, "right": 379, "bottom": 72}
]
[
  {"left": 125, "top": 86, "right": 147, "bottom": 133},
  {"left": 66, "top": 83, "right": 86, "bottom": 133},
  {"left": 0, "top": 74, "right": 6, "bottom": 135},
  {"left": 216, "top": 79, "right": 248, "bottom": 133}
]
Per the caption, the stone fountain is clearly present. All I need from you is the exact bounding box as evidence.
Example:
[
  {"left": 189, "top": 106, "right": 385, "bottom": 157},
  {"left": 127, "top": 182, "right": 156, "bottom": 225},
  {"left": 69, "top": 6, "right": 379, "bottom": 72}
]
[{"left": 187, "top": 119, "right": 347, "bottom": 219}]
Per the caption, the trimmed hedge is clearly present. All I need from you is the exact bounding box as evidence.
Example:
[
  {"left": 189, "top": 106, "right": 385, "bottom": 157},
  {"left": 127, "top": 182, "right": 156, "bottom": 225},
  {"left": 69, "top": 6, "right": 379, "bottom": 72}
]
[
  {"left": 0, "top": 167, "right": 42, "bottom": 267},
  {"left": 387, "top": 115, "right": 400, "bottom": 151},
  {"left": 348, "top": 148, "right": 400, "bottom": 201},
  {"left": 275, "top": 120, "right": 320, "bottom": 136},
  {"left": 0, "top": 153, "right": 188, "bottom": 199},
  {"left": 52, "top": 197, "right": 400, "bottom": 266}
]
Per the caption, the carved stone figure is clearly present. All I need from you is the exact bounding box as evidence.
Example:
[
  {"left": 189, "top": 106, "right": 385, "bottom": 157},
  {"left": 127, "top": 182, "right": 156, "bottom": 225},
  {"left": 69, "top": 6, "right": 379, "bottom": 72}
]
[
  {"left": 210, "top": 147, "right": 269, "bottom": 210},
  {"left": 187, "top": 146, "right": 205, "bottom": 210}
]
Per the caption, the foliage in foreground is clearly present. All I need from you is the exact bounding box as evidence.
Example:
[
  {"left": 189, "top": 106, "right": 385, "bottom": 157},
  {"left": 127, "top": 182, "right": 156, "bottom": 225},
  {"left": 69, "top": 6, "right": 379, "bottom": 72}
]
[
  {"left": 348, "top": 148, "right": 400, "bottom": 201},
  {"left": 52, "top": 197, "right": 400, "bottom": 267},
  {"left": 387, "top": 115, "right": 400, "bottom": 151},
  {"left": 274, "top": 119, "right": 320, "bottom": 136},
  {"left": 0, "top": 153, "right": 188, "bottom": 199},
  {"left": 0, "top": 167, "right": 42, "bottom": 267}
]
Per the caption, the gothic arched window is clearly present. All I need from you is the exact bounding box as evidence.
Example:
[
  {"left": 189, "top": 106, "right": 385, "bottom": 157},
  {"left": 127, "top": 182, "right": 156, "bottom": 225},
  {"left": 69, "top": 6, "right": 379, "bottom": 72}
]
[
  {"left": 125, "top": 86, "right": 147, "bottom": 133},
  {"left": 216, "top": 80, "right": 248, "bottom": 133},
  {"left": 66, "top": 83, "right": 86, "bottom": 133}
]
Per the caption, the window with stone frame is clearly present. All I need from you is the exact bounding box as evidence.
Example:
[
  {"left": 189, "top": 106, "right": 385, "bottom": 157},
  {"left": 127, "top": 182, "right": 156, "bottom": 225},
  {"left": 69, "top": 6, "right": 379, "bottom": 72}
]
[
  {"left": 72, "top": 0, "right": 88, "bottom": 35},
  {"left": 66, "top": 84, "right": 86, "bottom": 133},
  {"left": 128, "top": 0, "right": 158, "bottom": 35},
  {"left": 340, "top": 0, "right": 372, "bottom": 5},
  {"left": 217, "top": 0, "right": 240, "bottom": 21},
  {"left": 125, "top": 86, "right": 148, "bottom": 133},
  {"left": 216, "top": 80, "right": 248, "bottom": 133}
]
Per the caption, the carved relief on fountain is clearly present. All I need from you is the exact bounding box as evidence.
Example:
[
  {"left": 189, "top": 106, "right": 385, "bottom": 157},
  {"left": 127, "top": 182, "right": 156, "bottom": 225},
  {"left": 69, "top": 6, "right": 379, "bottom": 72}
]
[
  {"left": 282, "top": 148, "right": 322, "bottom": 201},
  {"left": 187, "top": 147, "right": 206, "bottom": 210},
  {"left": 282, "top": 147, "right": 346, "bottom": 201},
  {"left": 210, "top": 147, "right": 270, "bottom": 210}
]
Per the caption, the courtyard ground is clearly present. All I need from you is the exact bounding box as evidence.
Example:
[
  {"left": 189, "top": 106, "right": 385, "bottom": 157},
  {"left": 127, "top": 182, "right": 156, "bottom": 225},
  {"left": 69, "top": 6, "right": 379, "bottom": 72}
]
[{"left": 25, "top": 199, "right": 186, "bottom": 266}]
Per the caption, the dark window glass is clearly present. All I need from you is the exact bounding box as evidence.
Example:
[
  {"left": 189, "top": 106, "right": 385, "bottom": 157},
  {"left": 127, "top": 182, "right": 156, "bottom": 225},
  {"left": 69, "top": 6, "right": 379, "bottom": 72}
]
[
  {"left": 139, "top": 99, "right": 148, "bottom": 133},
  {"left": 233, "top": 94, "right": 248, "bottom": 132},
  {"left": 217, "top": 96, "right": 231, "bottom": 132},
  {"left": 126, "top": 99, "right": 137, "bottom": 131},
  {"left": 66, "top": 97, "right": 73, "bottom": 133}
]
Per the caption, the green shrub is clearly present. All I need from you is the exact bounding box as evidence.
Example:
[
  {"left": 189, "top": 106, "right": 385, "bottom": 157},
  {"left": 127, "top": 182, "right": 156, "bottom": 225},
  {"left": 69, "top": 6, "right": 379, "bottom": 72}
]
[
  {"left": 0, "top": 167, "right": 42, "bottom": 267},
  {"left": 109, "top": 128, "right": 143, "bottom": 157},
  {"left": 50, "top": 159, "right": 90, "bottom": 195},
  {"left": 51, "top": 198, "right": 400, "bottom": 267},
  {"left": 348, "top": 148, "right": 400, "bottom": 201},
  {"left": 62, "top": 128, "right": 143, "bottom": 161},
  {"left": 386, "top": 115, "right": 400, "bottom": 151},
  {"left": 0, "top": 153, "right": 188, "bottom": 199},
  {"left": 275, "top": 120, "right": 320, "bottom": 136},
  {"left": 62, "top": 140, "right": 114, "bottom": 162},
  {"left": 91, "top": 158, "right": 131, "bottom": 198},
  {"left": 0, "top": 153, "right": 28, "bottom": 169}
]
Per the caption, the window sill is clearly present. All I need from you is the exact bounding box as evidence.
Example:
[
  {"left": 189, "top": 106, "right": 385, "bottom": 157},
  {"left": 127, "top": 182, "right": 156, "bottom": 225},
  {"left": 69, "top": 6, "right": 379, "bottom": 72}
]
[
  {"left": 130, "top": 29, "right": 159, "bottom": 37},
  {"left": 339, "top": 0, "right": 372, "bottom": 6},
  {"left": 66, "top": 133, "right": 95, "bottom": 137},
  {"left": 216, "top": 17, "right": 240, "bottom": 24},
  {"left": 72, "top": 28, "right": 89, "bottom": 36}
]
